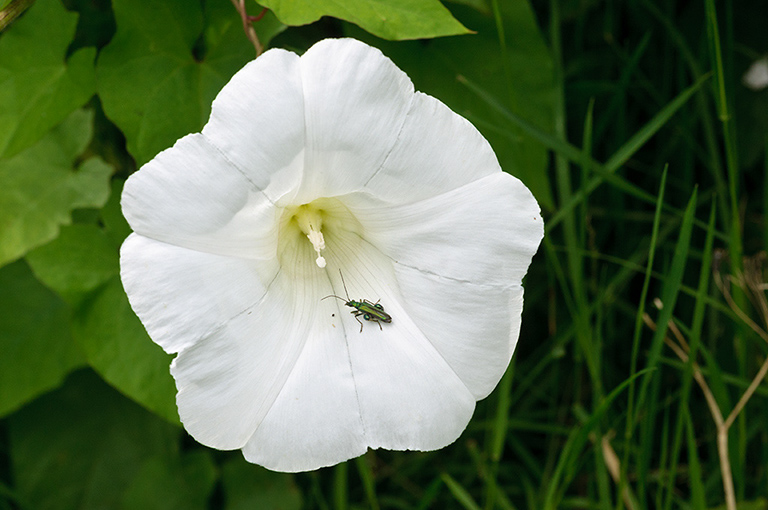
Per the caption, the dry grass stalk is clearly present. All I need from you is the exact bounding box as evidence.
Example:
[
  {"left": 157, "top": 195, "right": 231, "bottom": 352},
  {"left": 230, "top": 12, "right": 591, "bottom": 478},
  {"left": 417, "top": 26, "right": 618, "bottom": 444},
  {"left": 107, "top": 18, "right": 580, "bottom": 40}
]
[{"left": 643, "top": 252, "right": 768, "bottom": 510}]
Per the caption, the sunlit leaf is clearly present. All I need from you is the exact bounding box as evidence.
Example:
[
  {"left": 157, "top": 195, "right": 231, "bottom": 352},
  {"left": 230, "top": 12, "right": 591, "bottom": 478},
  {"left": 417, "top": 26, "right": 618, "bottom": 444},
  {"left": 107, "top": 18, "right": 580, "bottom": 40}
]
[
  {"left": 0, "top": 0, "right": 96, "bottom": 158},
  {"left": 259, "top": 0, "right": 470, "bottom": 40},
  {"left": 0, "top": 109, "right": 112, "bottom": 268}
]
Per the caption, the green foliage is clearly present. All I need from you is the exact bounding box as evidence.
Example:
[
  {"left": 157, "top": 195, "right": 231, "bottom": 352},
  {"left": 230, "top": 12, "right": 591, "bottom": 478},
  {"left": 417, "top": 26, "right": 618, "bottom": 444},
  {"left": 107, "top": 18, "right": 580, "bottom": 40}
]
[
  {"left": 121, "top": 452, "right": 217, "bottom": 510},
  {"left": 2, "top": 0, "right": 768, "bottom": 508},
  {"left": 259, "top": 0, "right": 470, "bottom": 40},
  {"left": 0, "top": 0, "right": 95, "bottom": 158},
  {"left": 97, "top": 0, "right": 284, "bottom": 166},
  {"left": 0, "top": 261, "right": 84, "bottom": 417},
  {"left": 8, "top": 370, "right": 183, "bottom": 509},
  {"left": 0, "top": 109, "right": 111, "bottom": 268},
  {"left": 72, "top": 277, "right": 179, "bottom": 424},
  {"left": 26, "top": 224, "right": 119, "bottom": 305},
  {"left": 221, "top": 458, "right": 303, "bottom": 509}
]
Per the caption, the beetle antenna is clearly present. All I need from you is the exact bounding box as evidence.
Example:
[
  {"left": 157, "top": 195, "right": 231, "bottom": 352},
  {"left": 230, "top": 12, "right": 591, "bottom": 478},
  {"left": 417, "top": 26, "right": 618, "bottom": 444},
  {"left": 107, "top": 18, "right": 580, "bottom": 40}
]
[
  {"left": 321, "top": 294, "right": 347, "bottom": 302},
  {"left": 338, "top": 269, "right": 351, "bottom": 301}
]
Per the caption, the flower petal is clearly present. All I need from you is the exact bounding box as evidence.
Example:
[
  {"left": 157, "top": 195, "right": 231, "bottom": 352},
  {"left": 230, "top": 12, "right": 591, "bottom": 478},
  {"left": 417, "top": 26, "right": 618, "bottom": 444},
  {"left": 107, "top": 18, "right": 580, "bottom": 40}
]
[
  {"left": 389, "top": 265, "right": 524, "bottom": 399},
  {"left": 345, "top": 172, "right": 543, "bottom": 398},
  {"left": 241, "top": 309, "right": 366, "bottom": 472},
  {"left": 365, "top": 92, "right": 502, "bottom": 204},
  {"left": 294, "top": 38, "right": 415, "bottom": 201},
  {"left": 351, "top": 172, "right": 543, "bottom": 285},
  {"left": 122, "top": 133, "right": 281, "bottom": 259},
  {"left": 324, "top": 238, "right": 477, "bottom": 451},
  {"left": 173, "top": 267, "right": 324, "bottom": 451},
  {"left": 124, "top": 233, "right": 353, "bottom": 453},
  {"left": 202, "top": 48, "right": 306, "bottom": 205},
  {"left": 120, "top": 234, "right": 277, "bottom": 354}
]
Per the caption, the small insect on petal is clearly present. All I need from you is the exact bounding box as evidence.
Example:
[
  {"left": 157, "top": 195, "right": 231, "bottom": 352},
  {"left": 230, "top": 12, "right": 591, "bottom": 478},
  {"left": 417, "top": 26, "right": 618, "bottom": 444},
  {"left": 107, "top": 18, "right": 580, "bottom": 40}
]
[{"left": 321, "top": 270, "right": 392, "bottom": 333}]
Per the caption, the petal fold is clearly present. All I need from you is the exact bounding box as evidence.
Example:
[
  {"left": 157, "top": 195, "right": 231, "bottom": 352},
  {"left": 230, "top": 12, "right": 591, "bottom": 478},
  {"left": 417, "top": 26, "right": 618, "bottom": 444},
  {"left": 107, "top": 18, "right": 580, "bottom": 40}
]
[
  {"left": 365, "top": 92, "right": 502, "bottom": 204},
  {"left": 202, "top": 48, "right": 306, "bottom": 205},
  {"left": 323, "top": 238, "right": 477, "bottom": 451},
  {"left": 351, "top": 172, "right": 543, "bottom": 285},
  {"left": 295, "top": 39, "right": 415, "bottom": 201},
  {"left": 122, "top": 134, "right": 280, "bottom": 259},
  {"left": 345, "top": 173, "right": 543, "bottom": 397}
]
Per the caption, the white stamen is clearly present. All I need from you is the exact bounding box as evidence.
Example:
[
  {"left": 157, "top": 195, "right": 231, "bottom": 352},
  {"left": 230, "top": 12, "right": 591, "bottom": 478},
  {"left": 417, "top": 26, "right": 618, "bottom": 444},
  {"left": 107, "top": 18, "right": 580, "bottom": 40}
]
[
  {"left": 295, "top": 206, "right": 328, "bottom": 269},
  {"left": 307, "top": 227, "right": 326, "bottom": 268}
]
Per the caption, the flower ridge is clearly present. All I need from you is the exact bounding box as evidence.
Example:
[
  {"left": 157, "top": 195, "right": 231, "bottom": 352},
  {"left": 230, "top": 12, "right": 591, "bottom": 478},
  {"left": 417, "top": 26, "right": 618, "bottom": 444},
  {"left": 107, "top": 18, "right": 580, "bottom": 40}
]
[{"left": 120, "top": 38, "right": 544, "bottom": 472}]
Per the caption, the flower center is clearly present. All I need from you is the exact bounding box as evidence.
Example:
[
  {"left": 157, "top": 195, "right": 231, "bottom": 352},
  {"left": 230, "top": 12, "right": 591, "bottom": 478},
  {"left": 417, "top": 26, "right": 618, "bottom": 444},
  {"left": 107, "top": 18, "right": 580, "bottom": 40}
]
[
  {"left": 277, "top": 198, "right": 365, "bottom": 276},
  {"left": 294, "top": 205, "right": 327, "bottom": 268}
]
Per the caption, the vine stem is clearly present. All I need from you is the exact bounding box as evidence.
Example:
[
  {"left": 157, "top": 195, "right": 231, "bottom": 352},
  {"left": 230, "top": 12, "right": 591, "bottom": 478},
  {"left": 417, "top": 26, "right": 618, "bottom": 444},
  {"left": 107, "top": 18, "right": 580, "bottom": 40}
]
[{"left": 230, "top": 0, "right": 263, "bottom": 57}]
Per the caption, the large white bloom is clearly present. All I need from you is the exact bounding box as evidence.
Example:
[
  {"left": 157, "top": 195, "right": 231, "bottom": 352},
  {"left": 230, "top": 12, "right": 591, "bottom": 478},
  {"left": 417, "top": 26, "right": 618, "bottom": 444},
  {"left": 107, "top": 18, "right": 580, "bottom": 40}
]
[{"left": 120, "top": 38, "right": 543, "bottom": 472}]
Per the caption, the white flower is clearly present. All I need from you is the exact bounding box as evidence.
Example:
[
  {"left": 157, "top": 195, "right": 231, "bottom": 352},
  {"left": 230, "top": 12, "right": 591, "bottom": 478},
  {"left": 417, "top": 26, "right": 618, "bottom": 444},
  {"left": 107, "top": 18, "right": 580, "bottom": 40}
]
[
  {"left": 120, "top": 38, "right": 544, "bottom": 472},
  {"left": 743, "top": 57, "right": 768, "bottom": 91}
]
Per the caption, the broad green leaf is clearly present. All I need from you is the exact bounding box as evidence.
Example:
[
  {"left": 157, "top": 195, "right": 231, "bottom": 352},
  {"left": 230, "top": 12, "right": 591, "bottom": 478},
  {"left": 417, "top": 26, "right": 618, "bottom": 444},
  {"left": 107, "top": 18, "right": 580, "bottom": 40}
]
[
  {"left": 8, "top": 370, "right": 181, "bottom": 510},
  {"left": 72, "top": 277, "right": 179, "bottom": 424},
  {"left": 0, "top": 0, "right": 96, "bottom": 158},
  {"left": 0, "top": 109, "right": 112, "bottom": 268},
  {"left": 259, "top": 0, "right": 470, "bottom": 40},
  {"left": 352, "top": 1, "right": 556, "bottom": 208},
  {"left": 222, "top": 457, "right": 302, "bottom": 510},
  {"left": 122, "top": 452, "right": 217, "bottom": 510},
  {"left": 97, "top": 0, "right": 284, "bottom": 166},
  {"left": 100, "top": 179, "right": 133, "bottom": 246},
  {"left": 26, "top": 224, "right": 119, "bottom": 305},
  {"left": 0, "top": 261, "right": 84, "bottom": 417}
]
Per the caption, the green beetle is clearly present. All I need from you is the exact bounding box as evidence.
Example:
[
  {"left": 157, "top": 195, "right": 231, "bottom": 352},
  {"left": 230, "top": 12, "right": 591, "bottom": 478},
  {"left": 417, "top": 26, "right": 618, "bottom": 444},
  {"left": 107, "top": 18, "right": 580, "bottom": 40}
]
[{"left": 322, "top": 270, "right": 392, "bottom": 332}]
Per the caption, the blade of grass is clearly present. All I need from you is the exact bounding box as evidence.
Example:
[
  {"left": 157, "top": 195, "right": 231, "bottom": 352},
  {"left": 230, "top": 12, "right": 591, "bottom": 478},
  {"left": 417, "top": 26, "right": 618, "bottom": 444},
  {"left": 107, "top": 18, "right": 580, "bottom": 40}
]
[
  {"left": 549, "top": 0, "right": 601, "bottom": 398},
  {"left": 635, "top": 188, "right": 698, "bottom": 418},
  {"left": 594, "top": 32, "right": 652, "bottom": 144},
  {"left": 355, "top": 455, "right": 379, "bottom": 510},
  {"left": 622, "top": 168, "right": 667, "bottom": 500},
  {"left": 333, "top": 461, "right": 348, "bottom": 510},
  {"left": 663, "top": 200, "right": 717, "bottom": 510},
  {"left": 542, "top": 368, "right": 653, "bottom": 510},
  {"left": 490, "top": 360, "right": 515, "bottom": 462},
  {"left": 459, "top": 73, "right": 711, "bottom": 233},
  {"left": 685, "top": 406, "right": 707, "bottom": 509},
  {"left": 414, "top": 478, "right": 443, "bottom": 510},
  {"left": 441, "top": 473, "right": 482, "bottom": 510},
  {"left": 705, "top": 0, "right": 746, "bottom": 495}
]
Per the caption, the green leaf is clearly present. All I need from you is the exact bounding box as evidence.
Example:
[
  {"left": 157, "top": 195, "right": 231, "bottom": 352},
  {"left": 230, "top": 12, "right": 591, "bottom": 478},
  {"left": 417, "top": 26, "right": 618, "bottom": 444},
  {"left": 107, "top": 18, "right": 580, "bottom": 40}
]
[
  {"left": 72, "top": 277, "right": 179, "bottom": 424},
  {"left": 0, "top": 0, "right": 96, "bottom": 158},
  {"left": 222, "top": 457, "right": 303, "bottom": 510},
  {"left": 260, "top": 0, "right": 470, "bottom": 40},
  {"left": 100, "top": 179, "right": 133, "bottom": 247},
  {"left": 0, "top": 109, "right": 112, "bottom": 268},
  {"left": 26, "top": 224, "right": 119, "bottom": 305},
  {"left": 0, "top": 260, "right": 84, "bottom": 417},
  {"left": 97, "top": 0, "right": 284, "bottom": 166},
  {"left": 8, "top": 369, "right": 181, "bottom": 510},
  {"left": 122, "top": 452, "right": 217, "bottom": 510},
  {"left": 351, "top": 1, "right": 556, "bottom": 208}
]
